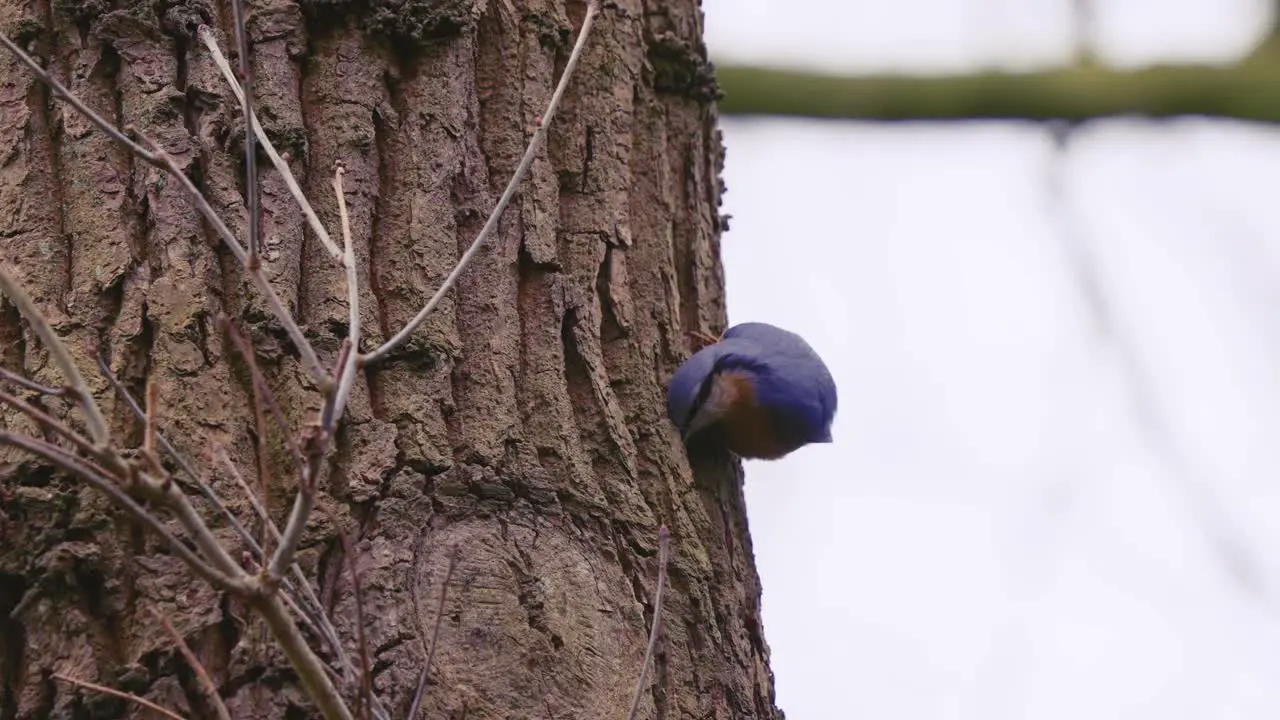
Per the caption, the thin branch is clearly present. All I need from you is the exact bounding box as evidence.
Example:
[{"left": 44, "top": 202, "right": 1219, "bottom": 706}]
[
  {"left": 219, "top": 316, "right": 281, "bottom": 560},
  {"left": 150, "top": 474, "right": 252, "bottom": 585},
  {"left": 361, "top": 0, "right": 603, "bottom": 365},
  {"left": 42, "top": 363, "right": 345, "bottom": 720},
  {"left": 215, "top": 445, "right": 353, "bottom": 686},
  {"left": 268, "top": 357, "right": 342, "bottom": 586},
  {"left": 148, "top": 143, "right": 327, "bottom": 384},
  {"left": 215, "top": 447, "right": 330, "bottom": 636},
  {"left": 219, "top": 324, "right": 329, "bottom": 619},
  {"left": 166, "top": 464, "right": 355, "bottom": 720},
  {"left": 233, "top": 530, "right": 332, "bottom": 662},
  {"left": 263, "top": 430, "right": 336, "bottom": 690},
  {"left": 329, "top": 514, "right": 373, "bottom": 720},
  {"left": 248, "top": 374, "right": 272, "bottom": 556},
  {"left": 0, "top": 31, "right": 328, "bottom": 385},
  {"left": 143, "top": 376, "right": 160, "bottom": 467},
  {"left": 218, "top": 317, "right": 306, "bottom": 469},
  {"left": 0, "top": 365, "right": 65, "bottom": 396},
  {"left": 0, "top": 264, "right": 110, "bottom": 447},
  {"left": 319, "top": 340, "right": 350, "bottom": 432},
  {"left": 251, "top": 591, "right": 356, "bottom": 720},
  {"left": 0, "top": 33, "right": 162, "bottom": 163},
  {"left": 327, "top": 165, "right": 360, "bottom": 428},
  {"left": 229, "top": 0, "right": 260, "bottom": 269},
  {"left": 246, "top": 561, "right": 346, "bottom": 705},
  {"left": 196, "top": 26, "right": 343, "bottom": 261},
  {"left": 2, "top": 25, "right": 356, "bottom": 720},
  {"left": 87, "top": 405, "right": 251, "bottom": 587},
  {"left": 408, "top": 546, "right": 460, "bottom": 720},
  {"left": 95, "top": 353, "right": 261, "bottom": 561},
  {"left": 53, "top": 673, "right": 189, "bottom": 720},
  {"left": 267, "top": 444, "right": 320, "bottom": 581},
  {"left": 626, "top": 526, "right": 670, "bottom": 720},
  {"left": 154, "top": 608, "right": 232, "bottom": 720},
  {"left": 94, "top": 357, "right": 327, "bottom": 629},
  {"left": 0, "top": 387, "right": 100, "bottom": 459},
  {"left": 275, "top": 572, "right": 331, "bottom": 656},
  {"left": 0, "top": 431, "right": 246, "bottom": 593}
]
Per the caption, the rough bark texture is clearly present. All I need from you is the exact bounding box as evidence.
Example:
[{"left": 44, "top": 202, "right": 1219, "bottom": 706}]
[{"left": 0, "top": 0, "right": 782, "bottom": 718}]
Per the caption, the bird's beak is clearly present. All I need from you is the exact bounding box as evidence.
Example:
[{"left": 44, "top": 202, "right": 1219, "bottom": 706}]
[{"left": 681, "top": 407, "right": 717, "bottom": 442}]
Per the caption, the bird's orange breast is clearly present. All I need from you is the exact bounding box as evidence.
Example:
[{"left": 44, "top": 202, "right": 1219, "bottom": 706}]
[{"left": 717, "top": 371, "right": 790, "bottom": 460}]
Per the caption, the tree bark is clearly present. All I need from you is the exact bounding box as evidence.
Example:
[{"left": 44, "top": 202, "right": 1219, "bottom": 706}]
[{"left": 0, "top": 1, "right": 781, "bottom": 718}]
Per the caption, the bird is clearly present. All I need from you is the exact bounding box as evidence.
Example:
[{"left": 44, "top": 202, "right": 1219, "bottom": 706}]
[{"left": 666, "top": 322, "right": 837, "bottom": 460}]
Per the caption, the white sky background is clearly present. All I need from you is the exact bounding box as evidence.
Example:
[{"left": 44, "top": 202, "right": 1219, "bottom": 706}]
[{"left": 699, "top": 1, "right": 1280, "bottom": 718}]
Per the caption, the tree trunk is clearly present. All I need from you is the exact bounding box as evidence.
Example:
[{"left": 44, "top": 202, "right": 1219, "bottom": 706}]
[{"left": 0, "top": 0, "right": 781, "bottom": 718}]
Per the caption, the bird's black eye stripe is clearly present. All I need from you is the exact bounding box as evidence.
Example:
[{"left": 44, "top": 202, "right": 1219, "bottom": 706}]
[
  {"left": 686, "top": 373, "right": 717, "bottom": 427},
  {"left": 684, "top": 356, "right": 738, "bottom": 428}
]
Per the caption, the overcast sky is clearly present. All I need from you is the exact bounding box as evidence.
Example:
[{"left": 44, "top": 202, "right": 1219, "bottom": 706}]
[{"left": 699, "top": 1, "right": 1280, "bottom": 718}]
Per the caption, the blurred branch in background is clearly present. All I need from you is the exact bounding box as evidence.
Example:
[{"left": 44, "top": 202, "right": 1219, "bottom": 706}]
[
  {"left": 716, "top": 7, "right": 1280, "bottom": 123},
  {"left": 1040, "top": 122, "right": 1275, "bottom": 612}
]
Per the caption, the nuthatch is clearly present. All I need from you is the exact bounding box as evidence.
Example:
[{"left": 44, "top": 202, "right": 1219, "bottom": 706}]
[{"left": 666, "top": 322, "right": 837, "bottom": 460}]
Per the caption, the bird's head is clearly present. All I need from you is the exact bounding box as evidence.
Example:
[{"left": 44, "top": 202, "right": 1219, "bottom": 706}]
[
  {"left": 666, "top": 322, "right": 837, "bottom": 457},
  {"left": 666, "top": 340, "right": 736, "bottom": 442}
]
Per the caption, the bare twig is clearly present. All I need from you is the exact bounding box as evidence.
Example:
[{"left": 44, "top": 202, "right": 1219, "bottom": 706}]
[
  {"left": 95, "top": 353, "right": 262, "bottom": 562},
  {"left": 361, "top": 0, "right": 602, "bottom": 365},
  {"left": 53, "top": 672, "right": 189, "bottom": 720},
  {"left": 327, "top": 165, "right": 360, "bottom": 428},
  {"left": 219, "top": 318, "right": 306, "bottom": 469},
  {"left": 626, "top": 526, "right": 670, "bottom": 720},
  {"left": 238, "top": 166, "right": 353, "bottom": 623},
  {"left": 0, "top": 32, "right": 328, "bottom": 385},
  {"left": 408, "top": 546, "right": 460, "bottom": 720},
  {"left": 151, "top": 475, "right": 251, "bottom": 581},
  {"left": 248, "top": 379, "right": 272, "bottom": 554},
  {"left": 264, "top": 431, "right": 336, "bottom": 643},
  {"left": 330, "top": 516, "right": 373, "bottom": 720},
  {"left": 214, "top": 444, "right": 262, "bottom": 523},
  {"left": 171, "top": 448, "right": 356, "bottom": 720},
  {"left": 12, "top": 360, "right": 351, "bottom": 720},
  {"left": 251, "top": 591, "right": 356, "bottom": 720},
  {"left": 0, "top": 365, "right": 65, "bottom": 396},
  {"left": 0, "top": 33, "right": 160, "bottom": 163},
  {"left": 237, "top": 550, "right": 343, "bottom": 694},
  {"left": 0, "top": 430, "right": 246, "bottom": 593},
  {"left": 0, "top": 387, "right": 100, "bottom": 459},
  {"left": 215, "top": 445, "right": 354, "bottom": 687},
  {"left": 273, "top": 571, "right": 329, "bottom": 652},
  {"left": 143, "top": 376, "right": 160, "bottom": 467},
  {"left": 1, "top": 26, "right": 360, "bottom": 720},
  {"left": 219, "top": 316, "right": 281, "bottom": 559},
  {"left": 266, "top": 367, "right": 337, "bottom": 589},
  {"left": 228, "top": 0, "right": 260, "bottom": 269},
  {"left": 267, "top": 364, "right": 340, "bottom": 593},
  {"left": 196, "top": 25, "right": 343, "bottom": 261},
  {"left": 154, "top": 608, "right": 232, "bottom": 720},
  {"left": 149, "top": 141, "right": 327, "bottom": 384},
  {"left": 267, "top": 446, "right": 319, "bottom": 581},
  {"left": 0, "top": 264, "right": 110, "bottom": 447}
]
